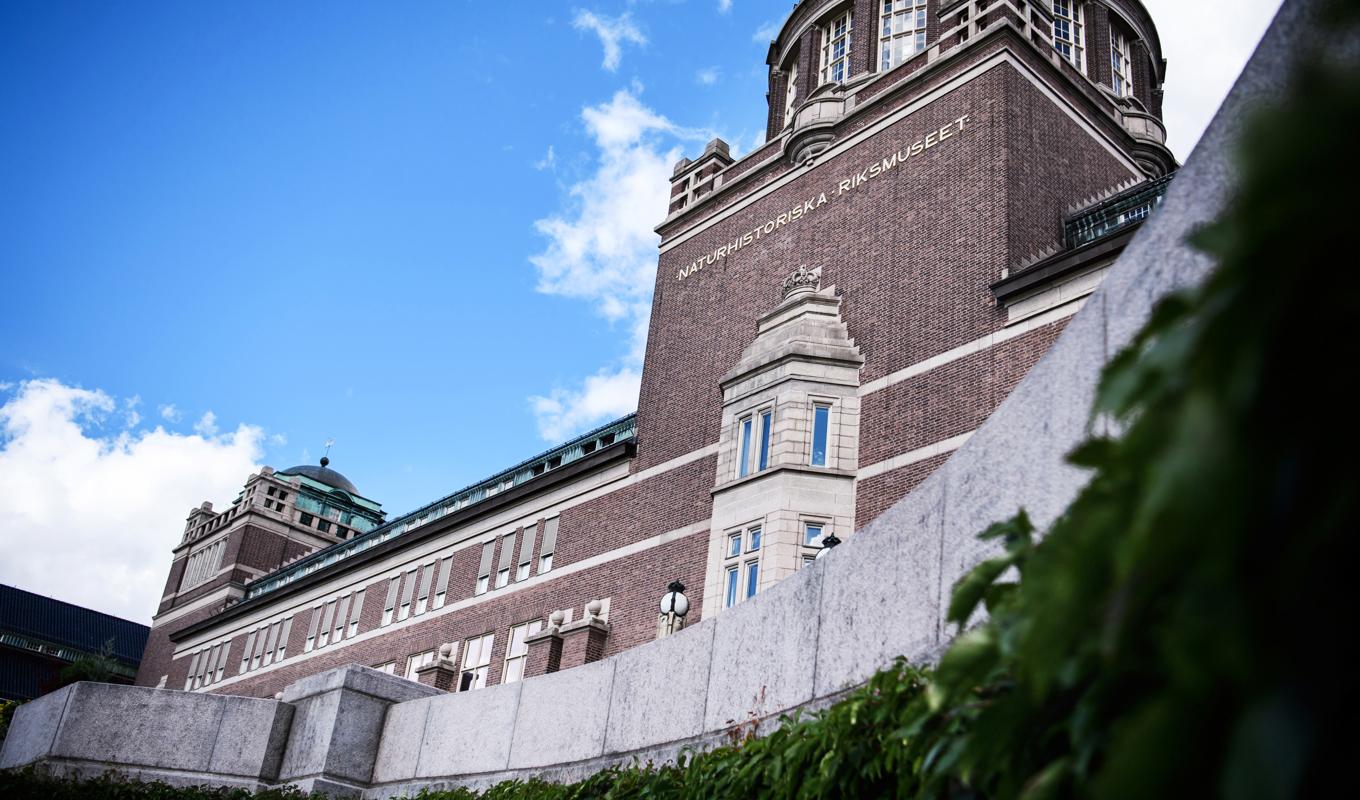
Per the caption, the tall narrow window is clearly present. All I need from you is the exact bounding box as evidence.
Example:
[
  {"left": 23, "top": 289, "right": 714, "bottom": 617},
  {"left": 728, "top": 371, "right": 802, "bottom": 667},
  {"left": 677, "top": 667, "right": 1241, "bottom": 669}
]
[
  {"left": 397, "top": 567, "right": 417, "bottom": 621},
  {"left": 185, "top": 651, "right": 201, "bottom": 690},
  {"left": 432, "top": 557, "right": 451, "bottom": 609},
  {"left": 879, "top": 0, "right": 927, "bottom": 71},
  {"left": 346, "top": 591, "right": 364, "bottom": 638},
  {"left": 539, "top": 518, "right": 558, "bottom": 574},
  {"left": 502, "top": 620, "right": 543, "bottom": 684},
  {"left": 728, "top": 532, "right": 742, "bottom": 558},
  {"left": 276, "top": 617, "right": 293, "bottom": 661},
  {"left": 251, "top": 624, "right": 268, "bottom": 668},
  {"left": 460, "top": 632, "right": 495, "bottom": 691},
  {"left": 303, "top": 608, "right": 320, "bottom": 653},
  {"left": 724, "top": 565, "right": 740, "bottom": 608},
  {"left": 1052, "top": 1, "right": 1085, "bottom": 72},
  {"left": 738, "top": 417, "right": 753, "bottom": 478},
  {"left": 758, "top": 410, "right": 772, "bottom": 471},
  {"left": 414, "top": 562, "right": 434, "bottom": 616},
  {"left": 820, "top": 10, "right": 853, "bottom": 84},
  {"left": 477, "top": 540, "right": 495, "bottom": 594},
  {"left": 517, "top": 523, "right": 537, "bottom": 582},
  {"left": 748, "top": 527, "right": 762, "bottom": 552},
  {"left": 215, "top": 642, "right": 231, "bottom": 682},
  {"left": 496, "top": 532, "right": 516, "bottom": 588},
  {"left": 783, "top": 61, "right": 799, "bottom": 126},
  {"left": 811, "top": 403, "right": 831, "bottom": 466},
  {"left": 317, "top": 600, "right": 336, "bottom": 648},
  {"left": 745, "top": 560, "right": 760, "bottom": 599},
  {"left": 263, "top": 621, "right": 281, "bottom": 666},
  {"left": 381, "top": 576, "right": 400, "bottom": 626},
  {"left": 1111, "top": 30, "right": 1133, "bottom": 97},
  {"left": 332, "top": 595, "right": 350, "bottom": 642}
]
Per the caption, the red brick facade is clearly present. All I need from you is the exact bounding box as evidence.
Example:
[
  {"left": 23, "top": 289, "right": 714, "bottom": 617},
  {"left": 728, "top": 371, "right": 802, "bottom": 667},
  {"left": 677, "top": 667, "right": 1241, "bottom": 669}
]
[{"left": 136, "top": 0, "right": 1169, "bottom": 701}]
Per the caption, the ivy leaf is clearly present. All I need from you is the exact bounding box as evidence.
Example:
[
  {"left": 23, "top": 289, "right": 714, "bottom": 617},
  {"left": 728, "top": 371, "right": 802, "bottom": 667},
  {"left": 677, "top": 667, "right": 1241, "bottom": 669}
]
[{"left": 948, "top": 556, "right": 1013, "bottom": 627}]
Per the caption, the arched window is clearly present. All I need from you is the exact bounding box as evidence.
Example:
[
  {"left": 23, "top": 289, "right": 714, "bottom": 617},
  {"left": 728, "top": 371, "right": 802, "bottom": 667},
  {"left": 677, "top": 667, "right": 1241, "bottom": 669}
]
[{"left": 879, "top": 0, "right": 928, "bottom": 72}]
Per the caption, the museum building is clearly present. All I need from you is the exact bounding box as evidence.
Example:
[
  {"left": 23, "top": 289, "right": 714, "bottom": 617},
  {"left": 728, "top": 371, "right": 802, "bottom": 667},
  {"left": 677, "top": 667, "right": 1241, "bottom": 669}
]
[{"left": 135, "top": 0, "right": 1174, "bottom": 698}]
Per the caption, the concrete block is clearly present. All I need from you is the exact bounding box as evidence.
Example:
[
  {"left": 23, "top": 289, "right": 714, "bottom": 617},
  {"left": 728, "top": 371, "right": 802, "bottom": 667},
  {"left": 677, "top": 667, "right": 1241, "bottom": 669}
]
[
  {"left": 704, "top": 565, "right": 821, "bottom": 732},
  {"left": 507, "top": 659, "right": 615, "bottom": 770},
  {"left": 0, "top": 683, "right": 73, "bottom": 768},
  {"left": 371, "top": 697, "right": 430, "bottom": 784},
  {"left": 603, "top": 619, "right": 715, "bottom": 753},
  {"left": 208, "top": 695, "right": 295, "bottom": 780},
  {"left": 415, "top": 681, "right": 522, "bottom": 777},
  {"left": 281, "top": 662, "right": 439, "bottom": 705},
  {"left": 51, "top": 683, "right": 225, "bottom": 772},
  {"left": 815, "top": 472, "right": 945, "bottom": 695}
]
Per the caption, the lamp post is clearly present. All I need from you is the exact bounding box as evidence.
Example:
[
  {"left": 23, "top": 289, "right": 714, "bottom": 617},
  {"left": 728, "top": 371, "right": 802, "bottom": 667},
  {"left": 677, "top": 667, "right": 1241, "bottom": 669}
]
[
  {"left": 657, "top": 580, "right": 689, "bottom": 637},
  {"left": 816, "top": 533, "right": 842, "bottom": 559}
]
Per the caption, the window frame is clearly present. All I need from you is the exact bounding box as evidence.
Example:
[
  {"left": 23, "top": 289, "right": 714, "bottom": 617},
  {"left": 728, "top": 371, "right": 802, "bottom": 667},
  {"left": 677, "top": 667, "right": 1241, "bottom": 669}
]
[
  {"left": 502, "top": 619, "right": 544, "bottom": 684},
  {"left": 878, "top": 0, "right": 928, "bottom": 73},
  {"left": 459, "top": 632, "right": 496, "bottom": 691},
  {"left": 810, "top": 401, "right": 833, "bottom": 467},
  {"left": 1111, "top": 28, "right": 1134, "bottom": 97},
  {"left": 820, "top": 9, "right": 854, "bottom": 85},
  {"left": 1051, "top": 0, "right": 1086, "bottom": 73}
]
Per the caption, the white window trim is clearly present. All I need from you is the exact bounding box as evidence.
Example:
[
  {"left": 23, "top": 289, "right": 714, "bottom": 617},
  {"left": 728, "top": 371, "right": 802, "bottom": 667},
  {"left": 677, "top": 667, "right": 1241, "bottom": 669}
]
[
  {"left": 878, "top": 0, "right": 928, "bottom": 73},
  {"left": 820, "top": 9, "right": 854, "bottom": 85},
  {"left": 1111, "top": 29, "right": 1134, "bottom": 97},
  {"left": 1052, "top": 0, "right": 1086, "bottom": 74}
]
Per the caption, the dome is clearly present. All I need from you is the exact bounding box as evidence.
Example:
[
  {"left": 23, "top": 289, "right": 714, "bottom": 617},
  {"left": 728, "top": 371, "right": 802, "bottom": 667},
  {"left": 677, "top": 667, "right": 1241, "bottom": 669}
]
[{"left": 278, "top": 457, "right": 360, "bottom": 496}]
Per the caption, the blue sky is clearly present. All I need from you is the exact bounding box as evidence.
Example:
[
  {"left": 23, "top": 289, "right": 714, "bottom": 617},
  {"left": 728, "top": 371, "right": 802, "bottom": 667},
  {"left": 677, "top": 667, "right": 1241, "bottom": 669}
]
[{"left": 0, "top": 0, "right": 1281, "bottom": 621}]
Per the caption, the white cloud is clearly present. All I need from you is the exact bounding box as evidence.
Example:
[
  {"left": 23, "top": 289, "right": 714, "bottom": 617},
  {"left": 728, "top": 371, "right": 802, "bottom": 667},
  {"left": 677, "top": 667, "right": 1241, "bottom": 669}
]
[
  {"left": 1141, "top": 0, "right": 1283, "bottom": 160},
  {"left": 193, "top": 410, "right": 218, "bottom": 437},
  {"left": 572, "top": 10, "right": 647, "bottom": 72},
  {"left": 530, "top": 368, "right": 642, "bottom": 443},
  {"left": 696, "top": 67, "right": 720, "bottom": 86},
  {"left": 534, "top": 145, "right": 557, "bottom": 171},
  {"left": 269, "top": 433, "right": 288, "bottom": 447},
  {"left": 528, "top": 89, "right": 713, "bottom": 440},
  {"left": 0, "top": 379, "right": 265, "bottom": 621},
  {"left": 718, "top": 0, "right": 733, "bottom": 13},
  {"left": 158, "top": 403, "right": 181, "bottom": 422},
  {"left": 753, "top": 19, "right": 781, "bottom": 44}
]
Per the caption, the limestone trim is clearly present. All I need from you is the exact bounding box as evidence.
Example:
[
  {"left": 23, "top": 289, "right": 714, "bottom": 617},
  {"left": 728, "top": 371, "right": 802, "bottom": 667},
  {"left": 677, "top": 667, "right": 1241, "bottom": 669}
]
[
  {"left": 659, "top": 46, "right": 1142, "bottom": 254},
  {"left": 859, "top": 298, "right": 1085, "bottom": 396},
  {"left": 186, "top": 519, "right": 713, "bottom": 690}
]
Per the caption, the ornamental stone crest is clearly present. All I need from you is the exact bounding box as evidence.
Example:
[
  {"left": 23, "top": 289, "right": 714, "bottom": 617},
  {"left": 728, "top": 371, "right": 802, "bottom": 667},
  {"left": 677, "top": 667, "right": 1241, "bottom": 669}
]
[{"left": 782, "top": 265, "right": 820, "bottom": 299}]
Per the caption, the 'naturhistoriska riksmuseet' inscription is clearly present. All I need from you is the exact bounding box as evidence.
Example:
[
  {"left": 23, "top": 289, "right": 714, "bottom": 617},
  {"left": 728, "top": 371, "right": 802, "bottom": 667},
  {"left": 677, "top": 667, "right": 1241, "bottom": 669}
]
[{"left": 676, "top": 114, "right": 972, "bottom": 282}]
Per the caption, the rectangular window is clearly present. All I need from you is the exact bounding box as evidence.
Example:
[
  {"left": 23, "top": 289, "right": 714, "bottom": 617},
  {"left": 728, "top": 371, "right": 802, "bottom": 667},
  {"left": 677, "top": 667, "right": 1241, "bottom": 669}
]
[
  {"left": 758, "top": 410, "right": 772, "bottom": 471},
  {"left": 185, "top": 651, "right": 201, "bottom": 691},
  {"left": 346, "top": 591, "right": 364, "bottom": 638},
  {"left": 1111, "top": 30, "right": 1133, "bottom": 96},
  {"left": 476, "top": 540, "right": 495, "bottom": 595},
  {"left": 276, "top": 617, "right": 293, "bottom": 661},
  {"left": 805, "top": 522, "right": 825, "bottom": 547},
  {"left": 517, "top": 523, "right": 537, "bottom": 582},
  {"left": 820, "top": 10, "right": 853, "bottom": 84},
  {"left": 724, "top": 565, "right": 740, "bottom": 609},
  {"left": 460, "top": 632, "right": 495, "bottom": 691},
  {"left": 251, "top": 624, "right": 268, "bottom": 668},
  {"left": 539, "top": 518, "right": 558, "bottom": 574},
  {"left": 215, "top": 641, "right": 231, "bottom": 682},
  {"left": 414, "top": 562, "right": 434, "bottom": 616},
  {"left": 398, "top": 567, "right": 417, "bottom": 621},
  {"left": 405, "top": 650, "right": 436, "bottom": 681},
  {"left": 738, "top": 416, "right": 753, "bottom": 478},
  {"left": 728, "top": 532, "right": 742, "bottom": 558},
  {"left": 262, "top": 621, "right": 281, "bottom": 666},
  {"left": 748, "top": 527, "right": 762, "bottom": 552},
  {"left": 497, "top": 532, "right": 516, "bottom": 587},
  {"left": 382, "top": 576, "right": 400, "bottom": 626},
  {"left": 317, "top": 520, "right": 331, "bottom": 534},
  {"left": 303, "top": 608, "right": 320, "bottom": 653},
  {"left": 1052, "top": 0, "right": 1085, "bottom": 73},
  {"left": 374, "top": 661, "right": 396, "bottom": 675},
  {"left": 879, "top": 0, "right": 927, "bottom": 72},
  {"left": 811, "top": 404, "right": 830, "bottom": 466},
  {"left": 299, "top": 512, "right": 313, "bottom": 527},
  {"left": 802, "top": 554, "right": 817, "bottom": 569},
  {"left": 432, "top": 557, "right": 451, "bottom": 609},
  {"left": 333, "top": 595, "right": 350, "bottom": 642},
  {"left": 318, "top": 600, "right": 336, "bottom": 648},
  {"left": 745, "top": 560, "right": 760, "bottom": 599},
  {"left": 502, "top": 620, "right": 543, "bottom": 684},
  {"left": 783, "top": 60, "right": 799, "bottom": 127}
]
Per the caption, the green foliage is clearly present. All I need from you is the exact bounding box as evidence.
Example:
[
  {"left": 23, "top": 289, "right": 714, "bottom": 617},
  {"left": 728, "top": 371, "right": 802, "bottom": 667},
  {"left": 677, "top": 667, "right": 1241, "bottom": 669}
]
[
  {"left": 0, "top": 767, "right": 319, "bottom": 800},
  {"left": 0, "top": 699, "right": 20, "bottom": 744},
  {"left": 3, "top": 5, "right": 1356, "bottom": 800},
  {"left": 58, "top": 638, "right": 123, "bottom": 687}
]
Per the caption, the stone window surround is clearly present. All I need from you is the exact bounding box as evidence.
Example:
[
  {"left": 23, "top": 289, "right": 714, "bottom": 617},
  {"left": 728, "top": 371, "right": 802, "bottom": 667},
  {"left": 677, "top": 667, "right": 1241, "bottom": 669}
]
[
  {"left": 1052, "top": 0, "right": 1086, "bottom": 74},
  {"left": 879, "top": 0, "right": 929, "bottom": 72},
  {"left": 820, "top": 8, "right": 854, "bottom": 84},
  {"left": 732, "top": 402, "right": 776, "bottom": 479}
]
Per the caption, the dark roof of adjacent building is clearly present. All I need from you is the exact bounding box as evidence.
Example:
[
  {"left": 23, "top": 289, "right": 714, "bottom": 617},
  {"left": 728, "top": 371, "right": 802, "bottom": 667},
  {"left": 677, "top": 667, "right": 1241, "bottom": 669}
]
[
  {"left": 0, "top": 584, "right": 149, "bottom": 665},
  {"left": 277, "top": 457, "right": 361, "bottom": 496}
]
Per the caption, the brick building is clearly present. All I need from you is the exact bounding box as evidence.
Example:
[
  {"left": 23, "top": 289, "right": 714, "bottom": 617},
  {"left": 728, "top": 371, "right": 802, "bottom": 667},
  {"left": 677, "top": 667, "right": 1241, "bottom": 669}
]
[{"left": 136, "top": 0, "right": 1174, "bottom": 699}]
